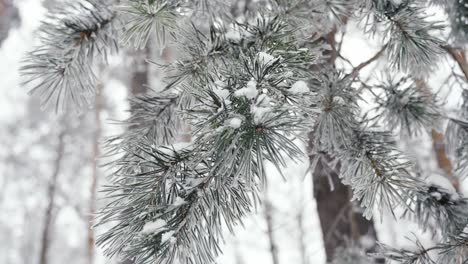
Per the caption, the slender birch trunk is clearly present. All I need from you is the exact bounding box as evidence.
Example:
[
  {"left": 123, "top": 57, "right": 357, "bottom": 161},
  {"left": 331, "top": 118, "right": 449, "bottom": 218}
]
[
  {"left": 38, "top": 129, "right": 66, "bottom": 264},
  {"left": 86, "top": 81, "right": 104, "bottom": 264}
]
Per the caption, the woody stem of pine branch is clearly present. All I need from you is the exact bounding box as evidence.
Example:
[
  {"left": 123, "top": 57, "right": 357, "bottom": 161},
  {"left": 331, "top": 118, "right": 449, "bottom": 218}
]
[
  {"left": 442, "top": 45, "right": 468, "bottom": 80},
  {"left": 348, "top": 44, "right": 387, "bottom": 79},
  {"left": 414, "top": 78, "right": 459, "bottom": 190}
]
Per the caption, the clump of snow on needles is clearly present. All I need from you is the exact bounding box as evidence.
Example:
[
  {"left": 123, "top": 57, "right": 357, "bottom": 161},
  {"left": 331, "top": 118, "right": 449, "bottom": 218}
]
[
  {"left": 213, "top": 80, "right": 229, "bottom": 99},
  {"left": 251, "top": 105, "right": 271, "bottom": 124},
  {"left": 234, "top": 79, "right": 258, "bottom": 99},
  {"left": 141, "top": 219, "right": 167, "bottom": 234},
  {"left": 157, "top": 142, "right": 191, "bottom": 156},
  {"left": 225, "top": 27, "right": 241, "bottom": 41},
  {"left": 173, "top": 196, "right": 186, "bottom": 206},
  {"left": 289, "top": 80, "right": 309, "bottom": 94},
  {"left": 226, "top": 117, "right": 243, "bottom": 129},
  {"left": 257, "top": 51, "right": 276, "bottom": 65},
  {"left": 250, "top": 93, "right": 272, "bottom": 124},
  {"left": 161, "top": 231, "right": 176, "bottom": 244},
  {"left": 426, "top": 173, "right": 459, "bottom": 201}
]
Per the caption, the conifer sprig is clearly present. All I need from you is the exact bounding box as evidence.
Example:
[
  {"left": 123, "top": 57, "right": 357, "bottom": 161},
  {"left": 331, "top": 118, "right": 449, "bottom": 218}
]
[
  {"left": 21, "top": 0, "right": 118, "bottom": 112},
  {"left": 361, "top": 0, "right": 445, "bottom": 76}
]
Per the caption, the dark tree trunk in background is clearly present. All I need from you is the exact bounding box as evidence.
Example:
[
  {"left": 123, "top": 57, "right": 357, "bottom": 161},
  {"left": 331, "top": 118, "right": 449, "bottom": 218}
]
[
  {"left": 296, "top": 206, "right": 309, "bottom": 264},
  {"left": 310, "top": 155, "right": 379, "bottom": 261},
  {"left": 130, "top": 48, "right": 150, "bottom": 96},
  {"left": 0, "top": 0, "right": 20, "bottom": 46},
  {"left": 120, "top": 47, "right": 151, "bottom": 264},
  {"left": 87, "top": 81, "right": 104, "bottom": 264},
  {"left": 39, "top": 130, "right": 65, "bottom": 264},
  {"left": 264, "top": 200, "right": 280, "bottom": 264},
  {"left": 309, "top": 26, "right": 380, "bottom": 263}
]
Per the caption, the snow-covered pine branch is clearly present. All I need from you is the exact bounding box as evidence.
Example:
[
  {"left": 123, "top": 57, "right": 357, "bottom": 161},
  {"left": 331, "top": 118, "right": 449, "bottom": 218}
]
[
  {"left": 21, "top": 0, "right": 118, "bottom": 112},
  {"left": 360, "top": 0, "right": 445, "bottom": 76},
  {"left": 96, "top": 2, "right": 325, "bottom": 263},
  {"left": 20, "top": 0, "right": 468, "bottom": 263}
]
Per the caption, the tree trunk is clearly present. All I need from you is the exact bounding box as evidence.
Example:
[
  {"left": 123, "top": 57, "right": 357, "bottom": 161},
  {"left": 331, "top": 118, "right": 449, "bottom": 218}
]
[
  {"left": 309, "top": 25, "right": 380, "bottom": 263},
  {"left": 296, "top": 207, "right": 308, "bottom": 264},
  {"left": 264, "top": 199, "right": 279, "bottom": 264},
  {"left": 130, "top": 48, "right": 150, "bottom": 96},
  {"left": 38, "top": 129, "right": 65, "bottom": 264},
  {"left": 310, "top": 156, "right": 379, "bottom": 261},
  {"left": 119, "top": 46, "right": 152, "bottom": 264},
  {"left": 0, "top": 0, "right": 20, "bottom": 46},
  {"left": 86, "top": 81, "right": 104, "bottom": 264}
]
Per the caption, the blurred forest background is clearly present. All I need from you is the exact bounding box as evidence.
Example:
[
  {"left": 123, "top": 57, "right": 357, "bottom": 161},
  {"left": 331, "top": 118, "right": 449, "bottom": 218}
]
[{"left": 1, "top": 0, "right": 467, "bottom": 264}]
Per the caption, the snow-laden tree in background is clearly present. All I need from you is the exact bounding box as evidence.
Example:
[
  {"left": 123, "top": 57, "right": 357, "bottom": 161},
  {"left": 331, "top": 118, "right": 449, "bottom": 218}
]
[{"left": 20, "top": 0, "right": 468, "bottom": 263}]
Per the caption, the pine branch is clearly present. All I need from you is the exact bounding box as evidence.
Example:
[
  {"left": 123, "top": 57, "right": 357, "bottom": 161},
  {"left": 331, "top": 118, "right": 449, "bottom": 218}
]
[
  {"left": 371, "top": 75, "right": 442, "bottom": 136},
  {"left": 21, "top": 0, "right": 118, "bottom": 112},
  {"left": 96, "top": 141, "right": 256, "bottom": 264},
  {"left": 347, "top": 44, "right": 387, "bottom": 79},
  {"left": 360, "top": 0, "right": 445, "bottom": 76},
  {"left": 22, "top": 1, "right": 466, "bottom": 263},
  {"left": 377, "top": 232, "right": 468, "bottom": 264},
  {"left": 119, "top": 1, "right": 178, "bottom": 49},
  {"left": 97, "top": 7, "right": 323, "bottom": 263}
]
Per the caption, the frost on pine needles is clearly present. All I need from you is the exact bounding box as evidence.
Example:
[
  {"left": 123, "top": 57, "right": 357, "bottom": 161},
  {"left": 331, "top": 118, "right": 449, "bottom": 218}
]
[
  {"left": 21, "top": 0, "right": 468, "bottom": 263},
  {"left": 234, "top": 79, "right": 258, "bottom": 99},
  {"left": 289, "top": 80, "right": 309, "bottom": 94},
  {"left": 141, "top": 219, "right": 167, "bottom": 235},
  {"left": 21, "top": 0, "right": 117, "bottom": 112}
]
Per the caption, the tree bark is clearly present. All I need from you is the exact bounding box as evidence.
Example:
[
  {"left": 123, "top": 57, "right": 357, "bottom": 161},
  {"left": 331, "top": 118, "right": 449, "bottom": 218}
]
[
  {"left": 0, "top": 0, "right": 20, "bottom": 46},
  {"left": 119, "top": 46, "right": 152, "bottom": 264},
  {"left": 310, "top": 26, "right": 380, "bottom": 263},
  {"left": 38, "top": 129, "right": 65, "bottom": 264},
  {"left": 310, "top": 154, "right": 379, "bottom": 261},
  {"left": 264, "top": 199, "right": 280, "bottom": 264},
  {"left": 130, "top": 48, "right": 150, "bottom": 96},
  {"left": 296, "top": 206, "right": 308, "bottom": 264},
  {"left": 86, "top": 81, "right": 104, "bottom": 264}
]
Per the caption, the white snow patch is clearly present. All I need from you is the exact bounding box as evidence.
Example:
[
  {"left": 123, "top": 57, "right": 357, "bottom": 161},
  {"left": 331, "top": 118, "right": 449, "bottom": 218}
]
[
  {"left": 399, "top": 93, "right": 410, "bottom": 105},
  {"left": 225, "top": 28, "right": 241, "bottom": 41},
  {"left": 161, "top": 231, "right": 176, "bottom": 243},
  {"left": 256, "top": 94, "right": 271, "bottom": 105},
  {"left": 226, "top": 117, "right": 243, "bottom": 129},
  {"left": 284, "top": 71, "right": 294, "bottom": 78},
  {"left": 172, "top": 142, "right": 192, "bottom": 151},
  {"left": 158, "top": 142, "right": 192, "bottom": 155},
  {"left": 169, "top": 236, "right": 177, "bottom": 244},
  {"left": 463, "top": 224, "right": 468, "bottom": 234},
  {"left": 215, "top": 126, "right": 226, "bottom": 133},
  {"left": 360, "top": 234, "right": 376, "bottom": 249},
  {"left": 289, "top": 81, "right": 309, "bottom": 94},
  {"left": 141, "top": 219, "right": 167, "bottom": 234},
  {"left": 430, "top": 192, "right": 442, "bottom": 200},
  {"left": 213, "top": 80, "right": 229, "bottom": 99},
  {"left": 234, "top": 79, "right": 258, "bottom": 99},
  {"left": 426, "top": 173, "right": 459, "bottom": 200},
  {"left": 257, "top": 52, "right": 276, "bottom": 65},
  {"left": 185, "top": 177, "right": 206, "bottom": 188},
  {"left": 173, "top": 197, "right": 186, "bottom": 206},
  {"left": 251, "top": 105, "right": 272, "bottom": 124},
  {"left": 333, "top": 96, "right": 345, "bottom": 104},
  {"left": 322, "top": 43, "right": 333, "bottom": 51}
]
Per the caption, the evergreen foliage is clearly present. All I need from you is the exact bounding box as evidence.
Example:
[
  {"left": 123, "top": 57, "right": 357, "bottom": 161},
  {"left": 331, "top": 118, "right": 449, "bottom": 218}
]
[
  {"left": 372, "top": 74, "right": 441, "bottom": 136},
  {"left": 21, "top": 0, "right": 468, "bottom": 263},
  {"left": 21, "top": 0, "right": 118, "bottom": 112}
]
